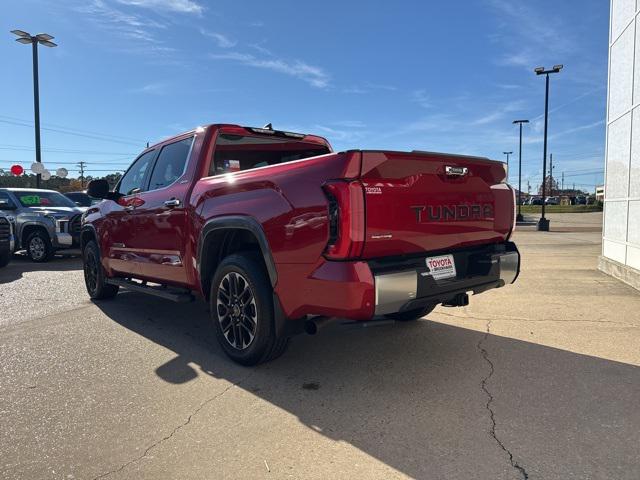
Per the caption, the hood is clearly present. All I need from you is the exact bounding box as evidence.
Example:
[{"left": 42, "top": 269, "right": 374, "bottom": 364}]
[{"left": 20, "top": 206, "right": 84, "bottom": 218}]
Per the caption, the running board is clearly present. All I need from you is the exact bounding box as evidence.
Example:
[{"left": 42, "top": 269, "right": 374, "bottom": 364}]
[{"left": 106, "top": 278, "right": 194, "bottom": 303}]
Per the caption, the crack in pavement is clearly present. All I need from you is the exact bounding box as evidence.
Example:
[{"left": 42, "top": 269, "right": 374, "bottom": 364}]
[
  {"left": 92, "top": 372, "right": 254, "bottom": 480},
  {"left": 477, "top": 320, "right": 529, "bottom": 480},
  {"left": 436, "top": 310, "right": 639, "bottom": 328}
]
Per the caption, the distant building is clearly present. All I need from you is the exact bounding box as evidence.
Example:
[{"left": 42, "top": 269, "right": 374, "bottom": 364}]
[
  {"left": 595, "top": 185, "right": 605, "bottom": 202},
  {"left": 600, "top": 1, "right": 640, "bottom": 290}
]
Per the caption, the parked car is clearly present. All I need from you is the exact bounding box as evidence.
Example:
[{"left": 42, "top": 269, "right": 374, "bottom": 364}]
[
  {"left": 0, "top": 213, "right": 14, "bottom": 268},
  {"left": 529, "top": 197, "right": 543, "bottom": 205},
  {"left": 82, "top": 123, "right": 520, "bottom": 365},
  {"left": 64, "top": 191, "right": 99, "bottom": 208},
  {"left": 576, "top": 195, "right": 587, "bottom": 205},
  {"left": 0, "top": 188, "right": 85, "bottom": 262},
  {"left": 545, "top": 196, "right": 559, "bottom": 205}
]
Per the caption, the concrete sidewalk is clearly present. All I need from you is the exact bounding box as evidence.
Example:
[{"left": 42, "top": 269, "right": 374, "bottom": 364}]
[{"left": 1, "top": 212, "right": 639, "bottom": 480}]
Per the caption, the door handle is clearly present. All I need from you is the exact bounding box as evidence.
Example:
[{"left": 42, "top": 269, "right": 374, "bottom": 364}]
[{"left": 163, "top": 198, "right": 181, "bottom": 208}]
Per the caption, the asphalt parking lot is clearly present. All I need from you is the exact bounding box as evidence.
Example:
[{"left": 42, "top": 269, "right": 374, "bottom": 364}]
[{"left": 1, "top": 212, "right": 639, "bottom": 480}]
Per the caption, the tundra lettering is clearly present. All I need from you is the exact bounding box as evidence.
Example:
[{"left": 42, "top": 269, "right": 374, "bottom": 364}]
[{"left": 411, "top": 204, "right": 494, "bottom": 222}]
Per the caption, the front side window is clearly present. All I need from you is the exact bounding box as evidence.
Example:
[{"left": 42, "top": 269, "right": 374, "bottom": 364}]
[
  {"left": 13, "top": 190, "right": 77, "bottom": 208},
  {"left": 0, "top": 192, "right": 17, "bottom": 210},
  {"left": 210, "top": 134, "right": 330, "bottom": 176},
  {"left": 148, "top": 137, "right": 194, "bottom": 190},
  {"left": 118, "top": 150, "right": 156, "bottom": 196}
]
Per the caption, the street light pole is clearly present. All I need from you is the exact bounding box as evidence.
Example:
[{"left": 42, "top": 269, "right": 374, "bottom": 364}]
[
  {"left": 32, "top": 39, "right": 41, "bottom": 188},
  {"left": 503, "top": 151, "right": 513, "bottom": 182},
  {"left": 11, "top": 30, "right": 57, "bottom": 189},
  {"left": 534, "top": 64, "right": 563, "bottom": 232},
  {"left": 513, "top": 120, "right": 529, "bottom": 222}
]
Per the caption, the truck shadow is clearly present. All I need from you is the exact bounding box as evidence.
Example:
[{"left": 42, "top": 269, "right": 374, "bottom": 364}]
[
  {"left": 0, "top": 255, "right": 81, "bottom": 284},
  {"left": 95, "top": 292, "right": 640, "bottom": 479}
]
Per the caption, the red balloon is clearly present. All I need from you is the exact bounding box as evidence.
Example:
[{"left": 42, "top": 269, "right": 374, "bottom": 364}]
[{"left": 10, "top": 164, "right": 24, "bottom": 176}]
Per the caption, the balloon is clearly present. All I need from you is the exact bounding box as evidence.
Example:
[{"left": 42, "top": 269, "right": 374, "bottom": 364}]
[
  {"left": 31, "top": 162, "right": 45, "bottom": 174},
  {"left": 10, "top": 164, "right": 24, "bottom": 176},
  {"left": 41, "top": 169, "right": 51, "bottom": 181},
  {"left": 56, "top": 168, "right": 68, "bottom": 178}
]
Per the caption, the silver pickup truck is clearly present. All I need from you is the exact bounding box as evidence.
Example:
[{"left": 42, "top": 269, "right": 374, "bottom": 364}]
[{"left": 0, "top": 188, "right": 85, "bottom": 262}]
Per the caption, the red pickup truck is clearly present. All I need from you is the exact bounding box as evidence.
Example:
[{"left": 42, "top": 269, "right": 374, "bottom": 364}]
[{"left": 83, "top": 124, "right": 519, "bottom": 365}]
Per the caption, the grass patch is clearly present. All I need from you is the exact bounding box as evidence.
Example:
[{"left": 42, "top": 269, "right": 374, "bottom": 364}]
[{"left": 519, "top": 205, "right": 603, "bottom": 214}]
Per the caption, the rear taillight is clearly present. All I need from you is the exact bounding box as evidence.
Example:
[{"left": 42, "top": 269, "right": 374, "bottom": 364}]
[{"left": 322, "top": 180, "right": 365, "bottom": 259}]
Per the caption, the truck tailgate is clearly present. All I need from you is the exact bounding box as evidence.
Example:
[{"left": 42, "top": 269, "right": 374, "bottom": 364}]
[{"left": 360, "top": 151, "right": 514, "bottom": 258}]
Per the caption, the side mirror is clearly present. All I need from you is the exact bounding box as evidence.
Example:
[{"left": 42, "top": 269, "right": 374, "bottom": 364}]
[{"left": 87, "top": 179, "right": 110, "bottom": 199}]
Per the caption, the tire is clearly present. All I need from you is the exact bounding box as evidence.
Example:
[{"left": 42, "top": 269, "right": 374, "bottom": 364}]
[
  {"left": 386, "top": 304, "right": 437, "bottom": 322},
  {"left": 83, "top": 240, "right": 119, "bottom": 300},
  {"left": 25, "top": 230, "right": 54, "bottom": 263},
  {"left": 210, "top": 252, "right": 289, "bottom": 366},
  {"left": 0, "top": 250, "right": 10, "bottom": 268}
]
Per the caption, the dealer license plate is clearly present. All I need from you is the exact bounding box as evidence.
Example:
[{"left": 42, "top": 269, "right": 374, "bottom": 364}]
[{"left": 424, "top": 254, "right": 457, "bottom": 280}]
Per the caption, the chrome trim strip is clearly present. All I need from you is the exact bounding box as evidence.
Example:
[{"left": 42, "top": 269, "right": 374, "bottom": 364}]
[{"left": 111, "top": 246, "right": 181, "bottom": 255}]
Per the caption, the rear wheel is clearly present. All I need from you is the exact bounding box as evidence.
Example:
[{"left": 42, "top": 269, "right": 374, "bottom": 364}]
[
  {"left": 385, "top": 304, "right": 437, "bottom": 322},
  {"left": 26, "top": 230, "right": 53, "bottom": 263},
  {"left": 210, "top": 252, "right": 288, "bottom": 366},
  {"left": 83, "top": 240, "right": 119, "bottom": 300}
]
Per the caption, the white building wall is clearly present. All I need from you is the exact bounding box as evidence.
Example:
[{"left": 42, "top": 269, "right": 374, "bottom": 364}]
[{"left": 604, "top": 0, "right": 640, "bottom": 277}]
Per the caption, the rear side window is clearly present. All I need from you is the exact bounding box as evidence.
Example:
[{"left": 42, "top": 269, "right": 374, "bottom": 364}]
[
  {"left": 210, "top": 134, "right": 330, "bottom": 176},
  {"left": 118, "top": 150, "right": 156, "bottom": 196},
  {"left": 149, "top": 137, "right": 194, "bottom": 190}
]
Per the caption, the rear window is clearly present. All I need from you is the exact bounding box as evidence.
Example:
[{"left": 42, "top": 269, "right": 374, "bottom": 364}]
[{"left": 210, "top": 134, "right": 329, "bottom": 176}]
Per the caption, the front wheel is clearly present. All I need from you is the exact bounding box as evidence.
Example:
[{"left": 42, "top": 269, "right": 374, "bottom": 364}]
[
  {"left": 83, "top": 240, "right": 119, "bottom": 300},
  {"left": 385, "top": 304, "right": 437, "bottom": 322},
  {"left": 25, "top": 230, "right": 53, "bottom": 262},
  {"left": 210, "top": 252, "right": 288, "bottom": 366}
]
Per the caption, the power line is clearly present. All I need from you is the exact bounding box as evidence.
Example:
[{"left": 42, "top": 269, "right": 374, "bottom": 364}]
[
  {"left": 562, "top": 171, "right": 604, "bottom": 178},
  {"left": 0, "top": 160, "right": 131, "bottom": 165},
  {"left": 0, "top": 144, "right": 136, "bottom": 156},
  {"left": 0, "top": 114, "right": 145, "bottom": 144},
  {"left": 0, "top": 118, "right": 143, "bottom": 146}
]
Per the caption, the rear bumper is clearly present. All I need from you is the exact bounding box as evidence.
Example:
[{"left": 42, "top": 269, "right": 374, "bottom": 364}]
[
  {"left": 275, "top": 242, "right": 520, "bottom": 321},
  {"left": 374, "top": 244, "right": 519, "bottom": 315}
]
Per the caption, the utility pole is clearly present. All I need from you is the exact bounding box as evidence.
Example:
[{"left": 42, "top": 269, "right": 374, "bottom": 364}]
[
  {"left": 77, "top": 161, "right": 87, "bottom": 188},
  {"left": 561, "top": 171, "right": 565, "bottom": 192},
  {"left": 534, "top": 64, "right": 563, "bottom": 231},
  {"left": 11, "top": 30, "right": 57, "bottom": 189}
]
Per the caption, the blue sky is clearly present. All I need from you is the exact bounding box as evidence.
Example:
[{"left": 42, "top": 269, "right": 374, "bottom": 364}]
[{"left": 1, "top": 0, "right": 608, "bottom": 192}]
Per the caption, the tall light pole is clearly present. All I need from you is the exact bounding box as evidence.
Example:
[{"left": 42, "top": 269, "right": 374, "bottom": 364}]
[
  {"left": 11, "top": 30, "right": 57, "bottom": 189},
  {"left": 512, "top": 120, "right": 529, "bottom": 222},
  {"left": 503, "top": 151, "right": 513, "bottom": 182},
  {"left": 534, "top": 64, "right": 563, "bottom": 231}
]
